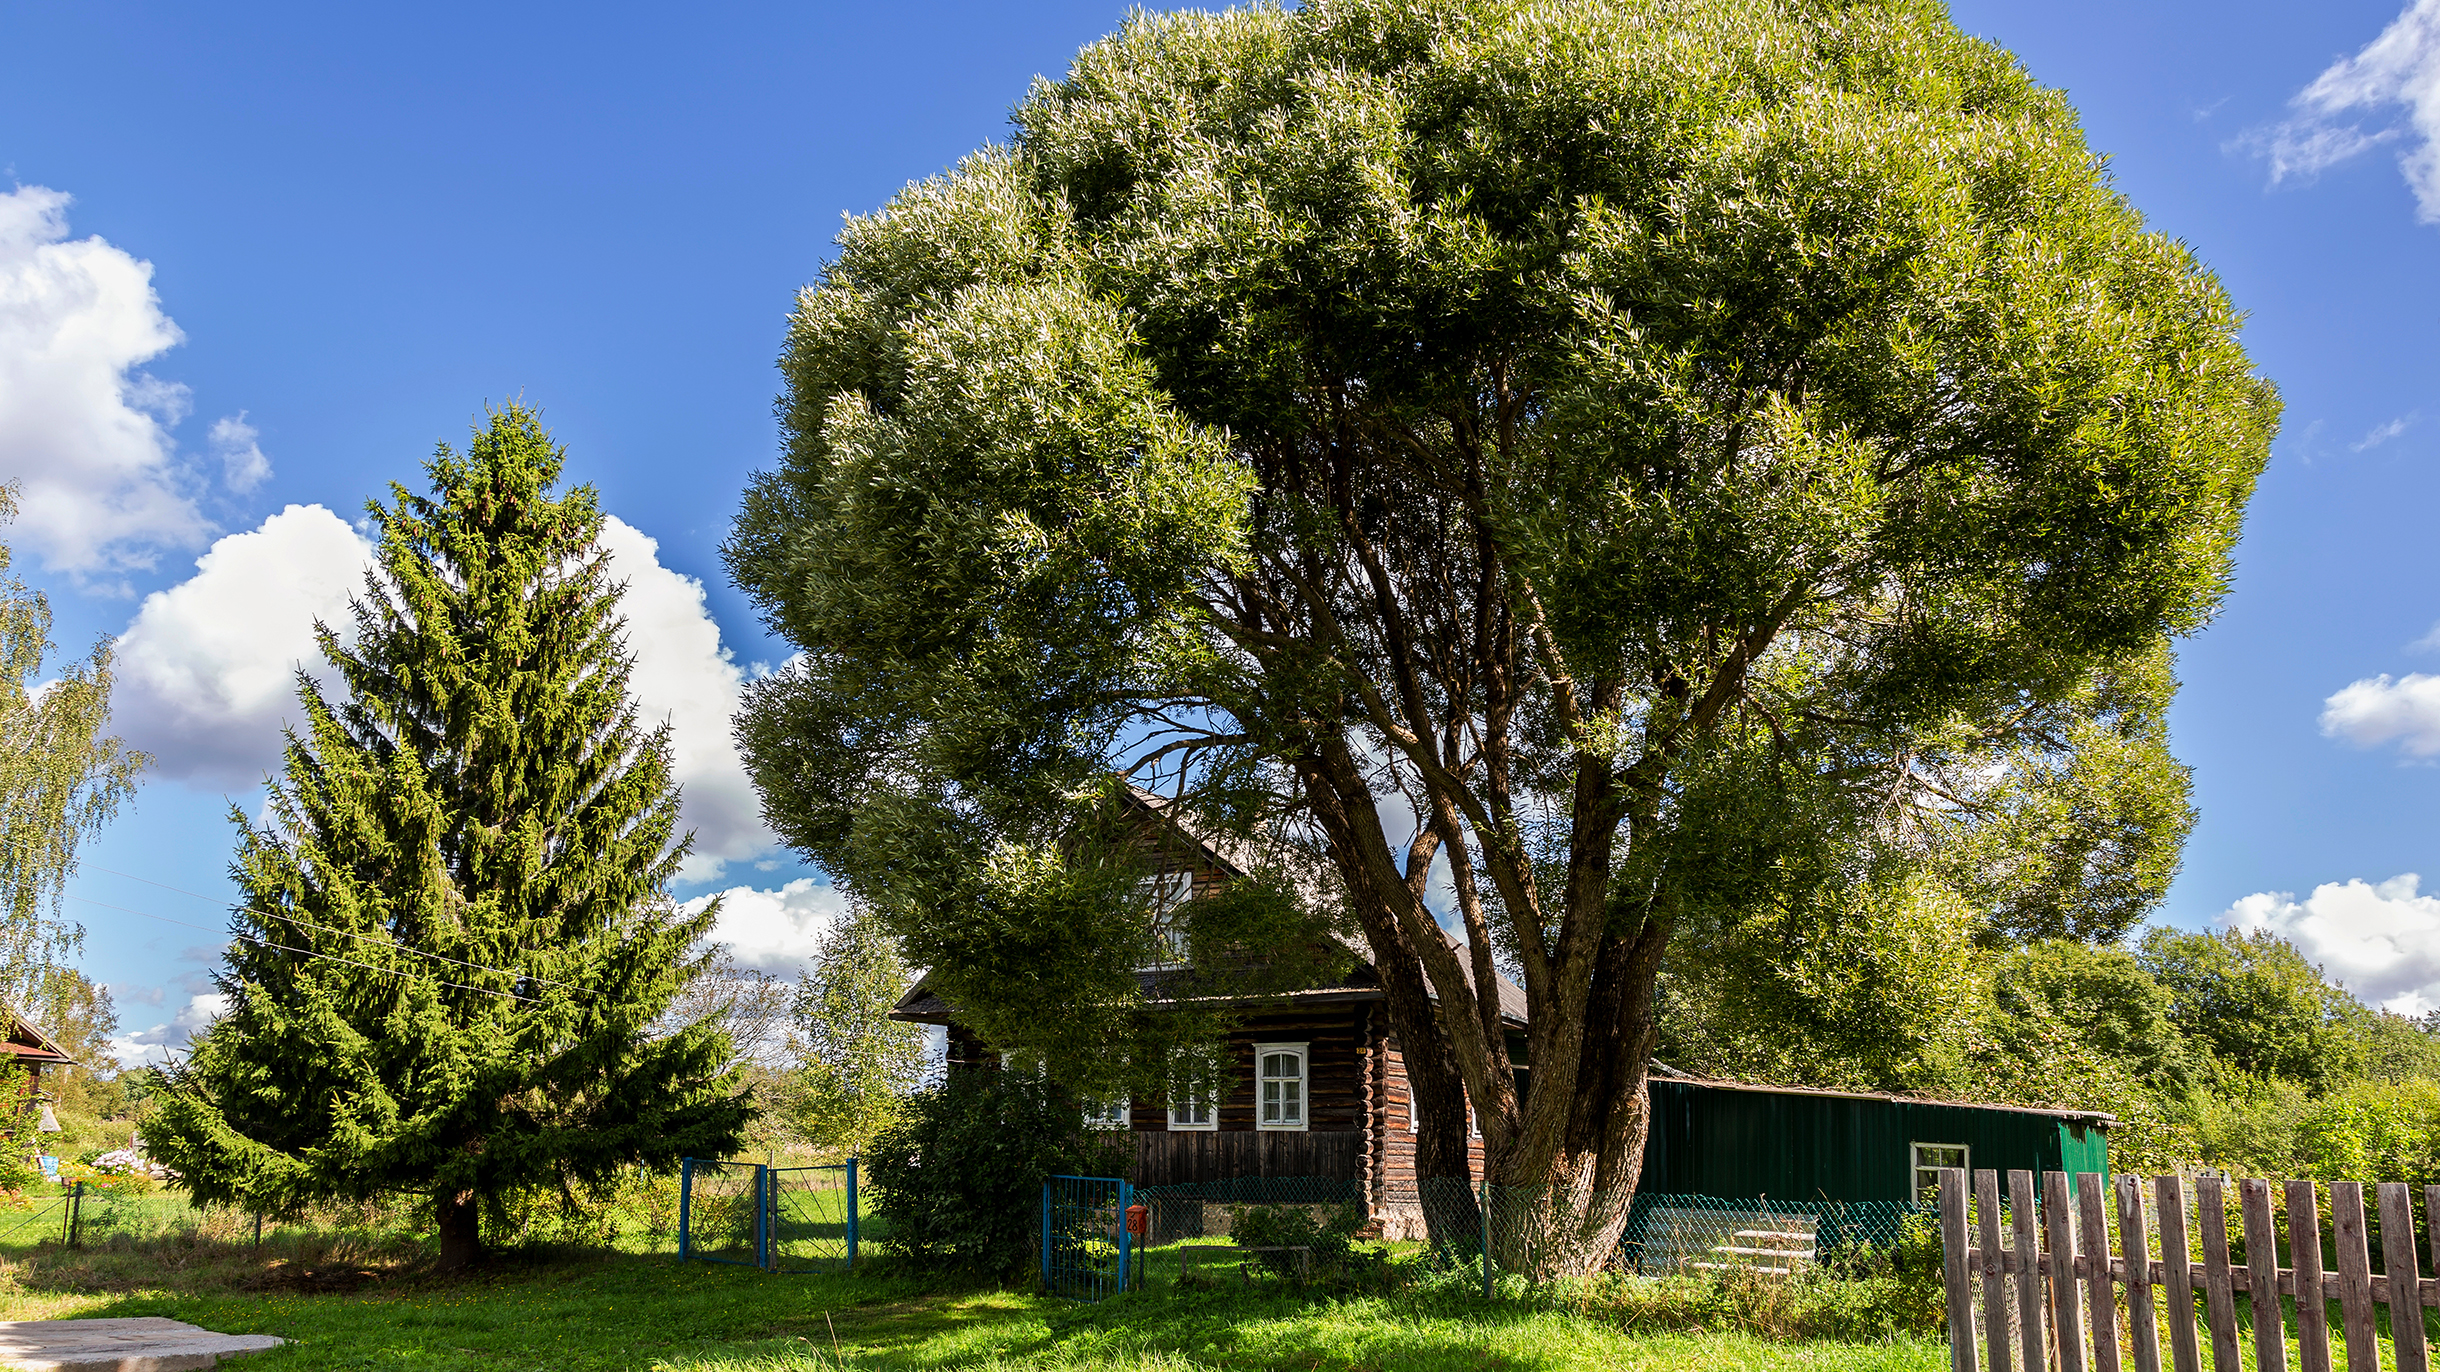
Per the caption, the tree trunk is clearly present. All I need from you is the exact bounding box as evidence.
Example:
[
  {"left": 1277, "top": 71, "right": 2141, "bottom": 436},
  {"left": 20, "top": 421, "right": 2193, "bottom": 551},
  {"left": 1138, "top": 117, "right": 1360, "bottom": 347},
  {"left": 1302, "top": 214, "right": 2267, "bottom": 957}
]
[
  {"left": 1297, "top": 759, "right": 1480, "bottom": 1250},
  {"left": 1487, "top": 922, "right": 1670, "bottom": 1278},
  {"left": 435, "top": 1189, "right": 483, "bottom": 1271}
]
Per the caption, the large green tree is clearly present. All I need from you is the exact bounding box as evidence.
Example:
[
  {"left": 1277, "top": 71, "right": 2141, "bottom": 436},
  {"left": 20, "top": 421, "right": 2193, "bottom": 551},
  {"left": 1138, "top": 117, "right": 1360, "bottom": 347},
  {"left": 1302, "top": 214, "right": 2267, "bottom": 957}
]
[
  {"left": 150, "top": 408, "right": 751, "bottom": 1267},
  {"left": 728, "top": 0, "right": 2273, "bottom": 1266}
]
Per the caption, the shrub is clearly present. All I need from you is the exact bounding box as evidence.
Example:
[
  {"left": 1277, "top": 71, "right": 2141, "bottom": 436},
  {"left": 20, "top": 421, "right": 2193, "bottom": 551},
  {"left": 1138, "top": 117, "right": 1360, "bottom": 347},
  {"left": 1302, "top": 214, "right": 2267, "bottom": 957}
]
[
  {"left": 863, "top": 1070, "right": 1126, "bottom": 1279},
  {"left": 1222, "top": 1201, "right": 1376, "bottom": 1285}
]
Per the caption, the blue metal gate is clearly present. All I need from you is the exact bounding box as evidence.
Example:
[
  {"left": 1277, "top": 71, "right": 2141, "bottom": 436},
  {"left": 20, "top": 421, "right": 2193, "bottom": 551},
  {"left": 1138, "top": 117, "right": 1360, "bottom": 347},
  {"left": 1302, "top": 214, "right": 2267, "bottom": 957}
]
[
  {"left": 1042, "top": 1174, "right": 1131, "bottom": 1301},
  {"left": 767, "top": 1164, "right": 859, "bottom": 1273},
  {"left": 679, "top": 1158, "right": 860, "bottom": 1272}
]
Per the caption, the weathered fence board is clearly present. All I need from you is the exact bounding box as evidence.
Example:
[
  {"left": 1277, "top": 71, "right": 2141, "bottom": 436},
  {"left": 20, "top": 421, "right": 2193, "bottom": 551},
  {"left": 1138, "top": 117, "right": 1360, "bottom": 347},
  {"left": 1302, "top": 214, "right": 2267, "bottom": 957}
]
[
  {"left": 2330, "top": 1183, "right": 2378, "bottom": 1372},
  {"left": 2121, "top": 1176, "right": 2162, "bottom": 1372},
  {"left": 2015, "top": 1171, "right": 2051, "bottom": 1372},
  {"left": 1943, "top": 1170, "right": 2440, "bottom": 1372},
  {"left": 2386, "top": 1184, "right": 2428, "bottom": 1372},
  {"left": 2154, "top": 1175, "right": 2200, "bottom": 1372},
  {"left": 2244, "top": 1179, "right": 2289, "bottom": 1372},
  {"left": 2198, "top": 1175, "right": 2242, "bottom": 1372},
  {"left": 2288, "top": 1180, "right": 2333, "bottom": 1372}
]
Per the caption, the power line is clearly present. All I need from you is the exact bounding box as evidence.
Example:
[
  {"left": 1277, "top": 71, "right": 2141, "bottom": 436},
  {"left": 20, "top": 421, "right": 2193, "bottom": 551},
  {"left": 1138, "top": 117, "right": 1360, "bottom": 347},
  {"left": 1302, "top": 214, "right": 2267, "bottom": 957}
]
[
  {"left": 85, "top": 865, "right": 584, "bottom": 993},
  {"left": 65, "top": 893, "right": 539, "bottom": 1000}
]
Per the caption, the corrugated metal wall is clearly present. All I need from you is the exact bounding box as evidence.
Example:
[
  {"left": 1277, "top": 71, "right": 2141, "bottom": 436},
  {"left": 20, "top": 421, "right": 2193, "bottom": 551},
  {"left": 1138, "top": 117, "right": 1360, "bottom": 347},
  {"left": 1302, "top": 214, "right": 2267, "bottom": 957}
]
[{"left": 1641, "top": 1080, "right": 2110, "bottom": 1204}]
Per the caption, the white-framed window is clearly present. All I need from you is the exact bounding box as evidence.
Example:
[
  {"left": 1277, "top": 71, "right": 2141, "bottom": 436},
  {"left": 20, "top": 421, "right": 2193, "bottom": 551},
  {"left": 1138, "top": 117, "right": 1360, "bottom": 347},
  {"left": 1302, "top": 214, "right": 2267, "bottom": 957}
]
[
  {"left": 1911, "top": 1142, "right": 1969, "bottom": 1204},
  {"left": 1256, "top": 1042, "right": 1308, "bottom": 1131},
  {"left": 1168, "top": 1090, "right": 1215, "bottom": 1131},
  {"left": 1081, "top": 1096, "right": 1130, "bottom": 1131},
  {"left": 1141, "top": 870, "right": 1196, "bottom": 965}
]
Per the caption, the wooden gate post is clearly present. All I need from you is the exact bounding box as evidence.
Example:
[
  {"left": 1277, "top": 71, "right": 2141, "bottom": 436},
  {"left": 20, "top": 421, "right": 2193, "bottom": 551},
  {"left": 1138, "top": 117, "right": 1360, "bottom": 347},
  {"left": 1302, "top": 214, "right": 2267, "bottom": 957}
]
[{"left": 1944, "top": 1168, "right": 1981, "bottom": 1372}]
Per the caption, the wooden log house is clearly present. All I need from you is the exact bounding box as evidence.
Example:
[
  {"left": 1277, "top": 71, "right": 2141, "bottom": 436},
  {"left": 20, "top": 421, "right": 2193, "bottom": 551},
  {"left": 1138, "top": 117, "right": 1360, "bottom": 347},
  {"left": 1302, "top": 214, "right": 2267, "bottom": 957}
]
[
  {"left": 888, "top": 787, "right": 1519, "bottom": 1238},
  {"left": 890, "top": 790, "right": 2112, "bottom": 1238}
]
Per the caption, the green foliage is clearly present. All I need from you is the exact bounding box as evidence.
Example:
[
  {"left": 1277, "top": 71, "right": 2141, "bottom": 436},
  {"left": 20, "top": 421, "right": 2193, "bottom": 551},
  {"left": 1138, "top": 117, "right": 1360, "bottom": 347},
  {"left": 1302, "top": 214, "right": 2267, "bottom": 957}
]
[
  {"left": 1990, "top": 940, "right": 2194, "bottom": 1093},
  {"left": 145, "top": 406, "right": 752, "bottom": 1263},
  {"left": 864, "top": 1068, "right": 1127, "bottom": 1278},
  {"left": 2140, "top": 928, "right": 2363, "bottom": 1089},
  {"left": 0, "top": 487, "right": 142, "bottom": 1085},
  {"left": 790, "top": 906, "right": 929, "bottom": 1154},
  {"left": 2294, "top": 1079, "right": 2440, "bottom": 1185},
  {"left": 728, "top": 0, "right": 2273, "bottom": 1201},
  {"left": 1661, "top": 873, "right": 1991, "bottom": 1095},
  {"left": 1223, "top": 1201, "right": 1371, "bottom": 1284}
]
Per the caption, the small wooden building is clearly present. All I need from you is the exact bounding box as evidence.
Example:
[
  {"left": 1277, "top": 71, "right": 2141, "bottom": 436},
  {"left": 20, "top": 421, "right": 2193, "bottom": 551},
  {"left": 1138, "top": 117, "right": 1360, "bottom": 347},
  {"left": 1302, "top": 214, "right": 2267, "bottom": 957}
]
[
  {"left": 0, "top": 1005, "right": 74, "bottom": 1090},
  {"left": 890, "top": 792, "right": 2111, "bottom": 1235},
  {"left": 1642, "top": 1073, "right": 2111, "bottom": 1206}
]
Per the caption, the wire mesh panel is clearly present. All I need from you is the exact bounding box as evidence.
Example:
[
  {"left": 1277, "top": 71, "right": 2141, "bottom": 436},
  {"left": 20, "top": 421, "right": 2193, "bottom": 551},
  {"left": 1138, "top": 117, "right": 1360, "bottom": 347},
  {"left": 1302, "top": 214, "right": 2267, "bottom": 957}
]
[
  {"left": 1133, "top": 1175, "right": 1365, "bottom": 1247},
  {"left": 1618, "top": 1192, "right": 1928, "bottom": 1276},
  {"left": 680, "top": 1159, "right": 766, "bottom": 1266},
  {"left": 767, "top": 1163, "right": 857, "bottom": 1274},
  {"left": 1042, "top": 1174, "right": 1131, "bottom": 1301}
]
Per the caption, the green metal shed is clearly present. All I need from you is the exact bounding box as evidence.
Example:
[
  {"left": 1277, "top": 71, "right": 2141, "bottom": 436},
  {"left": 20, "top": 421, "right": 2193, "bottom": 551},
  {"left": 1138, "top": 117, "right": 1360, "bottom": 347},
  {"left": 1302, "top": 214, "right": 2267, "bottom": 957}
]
[{"left": 1640, "top": 1075, "right": 2111, "bottom": 1205}]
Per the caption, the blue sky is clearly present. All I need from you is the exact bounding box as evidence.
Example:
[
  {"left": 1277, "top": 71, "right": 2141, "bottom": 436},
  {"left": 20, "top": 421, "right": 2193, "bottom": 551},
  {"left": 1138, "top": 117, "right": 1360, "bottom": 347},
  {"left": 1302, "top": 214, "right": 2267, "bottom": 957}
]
[{"left": 7, "top": 0, "right": 2440, "bottom": 1060}]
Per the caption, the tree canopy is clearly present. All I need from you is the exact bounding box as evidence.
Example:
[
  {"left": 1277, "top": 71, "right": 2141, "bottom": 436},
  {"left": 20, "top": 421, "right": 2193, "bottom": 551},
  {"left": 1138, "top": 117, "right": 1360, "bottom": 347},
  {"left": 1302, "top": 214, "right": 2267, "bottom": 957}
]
[
  {"left": 0, "top": 484, "right": 141, "bottom": 1090},
  {"left": 150, "top": 408, "right": 750, "bottom": 1266},
  {"left": 728, "top": 0, "right": 2275, "bottom": 1257}
]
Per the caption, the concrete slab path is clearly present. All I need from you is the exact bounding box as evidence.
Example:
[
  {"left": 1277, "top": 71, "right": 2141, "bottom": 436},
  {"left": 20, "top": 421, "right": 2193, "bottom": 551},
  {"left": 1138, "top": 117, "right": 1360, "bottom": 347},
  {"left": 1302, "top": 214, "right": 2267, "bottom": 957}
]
[{"left": 0, "top": 1317, "right": 283, "bottom": 1370}]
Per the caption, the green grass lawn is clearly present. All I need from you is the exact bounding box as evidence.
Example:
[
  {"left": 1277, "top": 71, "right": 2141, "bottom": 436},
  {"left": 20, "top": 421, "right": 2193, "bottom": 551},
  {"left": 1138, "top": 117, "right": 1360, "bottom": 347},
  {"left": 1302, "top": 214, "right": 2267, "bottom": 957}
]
[{"left": 0, "top": 1240, "right": 1949, "bottom": 1370}]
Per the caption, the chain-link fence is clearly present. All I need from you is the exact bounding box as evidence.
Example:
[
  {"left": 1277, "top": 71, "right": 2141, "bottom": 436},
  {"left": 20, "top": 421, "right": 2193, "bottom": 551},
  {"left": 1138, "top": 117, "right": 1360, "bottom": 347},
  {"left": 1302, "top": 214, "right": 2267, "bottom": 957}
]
[
  {"left": 1131, "top": 1175, "right": 1364, "bottom": 1247},
  {"left": 1407, "top": 1179, "right": 1931, "bottom": 1287}
]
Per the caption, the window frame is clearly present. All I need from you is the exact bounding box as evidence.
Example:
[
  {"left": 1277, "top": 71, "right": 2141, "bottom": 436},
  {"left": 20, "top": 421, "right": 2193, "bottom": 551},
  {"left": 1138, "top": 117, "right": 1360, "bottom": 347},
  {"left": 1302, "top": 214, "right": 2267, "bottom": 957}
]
[
  {"left": 1167, "top": 1089, "right": 1216, "bottom": 1132},
  {"left": 1910, "top": 1141, "right": 1969, "bottom": 1204},
  {"left": 1140, "top": 869, "right": 1197, "bottom": 968},
  {"left": 1081, "top": 1095, "right": 1131, "bottom": 1131},
  {"left": 1254, "top": 1041, "right": 1310, "bottom": 1132}
]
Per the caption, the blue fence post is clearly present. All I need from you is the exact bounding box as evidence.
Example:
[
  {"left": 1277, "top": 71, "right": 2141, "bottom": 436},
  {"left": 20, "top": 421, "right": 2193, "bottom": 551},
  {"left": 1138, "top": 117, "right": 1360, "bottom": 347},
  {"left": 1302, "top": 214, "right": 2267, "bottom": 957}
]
[
  {"left": 1040, "top": 1180, "right": 1054, "bottom": 1293},
  {"left": 757, "top": 1165, "right": 772, "bottom": 1271},
  {"left": 1117, "top": 1179, "right": 1132, "bottom": 1298},
  {"left": 678, "top": 1158, "right": 694, "bottom": 1262},
  {"left": 846, "top": 1158, "right": 859, "bottom": 1269}
]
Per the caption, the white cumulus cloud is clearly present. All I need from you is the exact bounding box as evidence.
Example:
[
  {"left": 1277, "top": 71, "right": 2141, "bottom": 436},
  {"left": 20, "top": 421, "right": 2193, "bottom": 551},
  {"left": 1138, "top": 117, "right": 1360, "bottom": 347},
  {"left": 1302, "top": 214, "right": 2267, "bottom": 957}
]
[
  {"left": 681, "top": 877, "right": 848, "bottom": 972},
  {"left": 598, "top": 516, "right": 775, "bottom": 882},
  {"left": 109, "top": 507, "right": 779, "bottom": 872},
  {"left": 209, "top": 412, "right": 271, "bottom": 492},
  {"left": 108, "top": 991, "right": 230, "bottom": 1070},
  {"left": 2225, "top": 875, "right": 2440, "bottom": 1014},
  {"left": 2322, "top": 672, "right": 2440, "bottom": 756},
  {"left": 112, "top": 504, "right": 373, "bottom": 786},
  {"left": 2250, "top": 0, "right": 2440, "bottom": 220},
  {"left": 0, "top": 185, "right": 213, "bottom": 578}
]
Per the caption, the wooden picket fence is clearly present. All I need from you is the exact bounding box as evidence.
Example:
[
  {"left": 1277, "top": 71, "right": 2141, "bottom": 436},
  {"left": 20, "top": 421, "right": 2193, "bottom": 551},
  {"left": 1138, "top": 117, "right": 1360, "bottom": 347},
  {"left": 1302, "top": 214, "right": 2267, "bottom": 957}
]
[{"left": 1938, "top": 1168, "right": 2440, "bottom": 1372}]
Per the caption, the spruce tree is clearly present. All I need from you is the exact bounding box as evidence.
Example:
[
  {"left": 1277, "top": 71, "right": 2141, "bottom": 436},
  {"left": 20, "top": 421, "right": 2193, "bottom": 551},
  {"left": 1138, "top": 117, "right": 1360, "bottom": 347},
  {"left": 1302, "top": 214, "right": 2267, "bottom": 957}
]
[{"left": 150, "top": 407, "right": 751, "bottom": 1267}]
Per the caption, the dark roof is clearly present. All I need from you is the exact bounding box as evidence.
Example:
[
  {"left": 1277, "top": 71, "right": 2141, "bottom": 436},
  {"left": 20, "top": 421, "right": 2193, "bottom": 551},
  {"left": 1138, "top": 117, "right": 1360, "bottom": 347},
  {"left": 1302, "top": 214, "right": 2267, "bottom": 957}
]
[
  {"left": 1121, "top": 787, "right": 1529, "bottom": 1026},
  {"left": 1653, "top": 1073, "right": 2115, "bottom": 1128},
  {"left": 889, "top": 788, "right": 1531, "bottom": 1029},
  {"left": 2, "top": 1000, "right": 72, "bottom": 1067}
]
